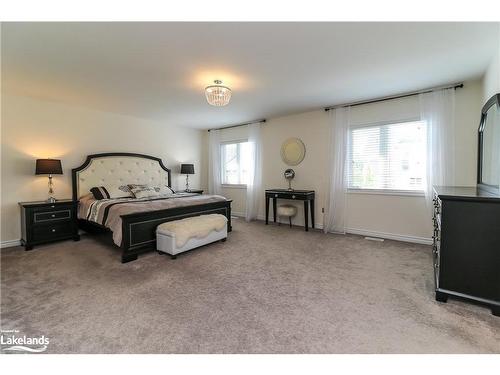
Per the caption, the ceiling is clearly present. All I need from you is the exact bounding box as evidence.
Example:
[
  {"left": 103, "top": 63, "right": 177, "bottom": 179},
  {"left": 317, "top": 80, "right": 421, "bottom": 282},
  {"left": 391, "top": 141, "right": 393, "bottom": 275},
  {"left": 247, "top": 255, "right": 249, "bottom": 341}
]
[{"left": 2, "top": 22, "right": 499, "bottom": 129}]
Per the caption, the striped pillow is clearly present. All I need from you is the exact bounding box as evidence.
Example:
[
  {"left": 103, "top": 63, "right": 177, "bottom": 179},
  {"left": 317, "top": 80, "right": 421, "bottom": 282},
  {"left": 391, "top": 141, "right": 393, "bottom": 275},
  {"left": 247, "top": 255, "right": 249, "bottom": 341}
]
[
  {"left": 90, "top": 185, "right": 134, "bottom": 200},
  {"left": 90, "top": 186, "right": 110, "bottom": 200}
]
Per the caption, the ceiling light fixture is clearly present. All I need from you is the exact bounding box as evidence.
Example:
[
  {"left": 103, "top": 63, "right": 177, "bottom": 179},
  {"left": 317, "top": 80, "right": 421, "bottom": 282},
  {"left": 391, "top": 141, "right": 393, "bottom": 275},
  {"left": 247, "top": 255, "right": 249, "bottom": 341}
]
[{"left": 205, "top": 80, "right": 232, "bottom": 106}]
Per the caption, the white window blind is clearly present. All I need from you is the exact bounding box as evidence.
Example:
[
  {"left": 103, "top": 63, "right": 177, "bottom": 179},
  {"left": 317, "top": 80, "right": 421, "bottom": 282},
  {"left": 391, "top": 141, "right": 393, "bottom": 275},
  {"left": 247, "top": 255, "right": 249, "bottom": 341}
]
[
  {"left": 348, "top": 120, "right": 427, "bottom": 192},
  {"left": 221, "top": 141, "right": 251, "bottom": 185}
]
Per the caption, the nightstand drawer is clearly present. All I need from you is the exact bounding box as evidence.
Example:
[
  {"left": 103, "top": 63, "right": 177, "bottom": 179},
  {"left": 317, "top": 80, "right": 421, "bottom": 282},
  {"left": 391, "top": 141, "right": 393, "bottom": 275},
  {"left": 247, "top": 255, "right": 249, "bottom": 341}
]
[
  {"left": 34, "top": 209, "right": 71, "bottom": 223},
  {"left": 33, "top": 222, "right": 73, "bottom": 241}
]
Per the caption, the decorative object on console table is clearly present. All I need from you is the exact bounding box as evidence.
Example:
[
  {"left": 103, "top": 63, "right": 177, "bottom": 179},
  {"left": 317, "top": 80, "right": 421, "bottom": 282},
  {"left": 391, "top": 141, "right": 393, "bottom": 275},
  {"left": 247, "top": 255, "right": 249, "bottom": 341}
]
[
  {"left": 432, "top": 187, "right": 500, "bottom": 316},
  {"left": 180, "top": 163, "right": 195, "bottom": 192},
  {"left": 284, "top": 169, "right": 295, "bottom": 191},
  {"left": 19, "top": 199, "right": 80, "bottom": 251},
  {"left": 35, "top": 159, "right": 63, "bottom": 203},
  {"left": 265, "top": 189, "right": 315, "bottom": 231}
]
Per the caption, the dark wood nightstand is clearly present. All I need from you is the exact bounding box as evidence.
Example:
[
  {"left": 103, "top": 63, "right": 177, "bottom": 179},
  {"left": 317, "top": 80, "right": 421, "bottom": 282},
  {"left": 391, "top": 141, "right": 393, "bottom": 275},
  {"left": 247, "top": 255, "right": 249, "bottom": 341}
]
[
  {"left": 19, "top": 199, "right": 80, "bottom": 250},
  {"left": 182, "top": 189, "right": 204, "bottom": 194}
]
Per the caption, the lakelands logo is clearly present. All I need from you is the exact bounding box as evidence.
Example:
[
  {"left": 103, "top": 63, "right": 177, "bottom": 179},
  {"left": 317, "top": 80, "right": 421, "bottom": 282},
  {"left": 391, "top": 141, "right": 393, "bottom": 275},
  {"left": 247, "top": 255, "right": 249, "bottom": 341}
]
[{"left": 1, "top": 330, "right": 49, "bottom": 353}]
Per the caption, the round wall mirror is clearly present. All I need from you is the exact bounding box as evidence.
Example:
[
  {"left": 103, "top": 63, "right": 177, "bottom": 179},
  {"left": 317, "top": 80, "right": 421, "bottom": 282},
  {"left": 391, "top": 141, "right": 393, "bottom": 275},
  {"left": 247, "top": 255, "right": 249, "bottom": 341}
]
[{"left": 281, "top": 138, "right": 306, "bottom": 166}]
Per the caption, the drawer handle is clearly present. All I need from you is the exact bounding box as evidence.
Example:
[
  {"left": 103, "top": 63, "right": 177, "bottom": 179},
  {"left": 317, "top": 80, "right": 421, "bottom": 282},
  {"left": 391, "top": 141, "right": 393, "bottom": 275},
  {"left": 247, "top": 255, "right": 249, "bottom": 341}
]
[
  {"left": 275, "top": 194, "right": 278, "bottom": 197},
  {"left": 292, "top": 195, "right": 296, "bottom": 199},
  {"left": 52, "top": 229, "right": 56, "bottom": 232},
  {"left": 51, "top": 214, "right": 56, "bottom": 218},
  {"left": 51, "top": 205, "right": 55, "bottom": 208}
]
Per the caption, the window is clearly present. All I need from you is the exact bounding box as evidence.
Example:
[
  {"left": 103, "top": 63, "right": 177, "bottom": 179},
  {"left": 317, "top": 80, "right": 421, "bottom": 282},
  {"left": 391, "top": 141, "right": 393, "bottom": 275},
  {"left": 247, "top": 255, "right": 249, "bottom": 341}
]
[
  {"left": 221, "top": 141, "right": 251, "bottom": 185},
  {"left": 347, "top": 120, "right": 427, "bottom": 192}
]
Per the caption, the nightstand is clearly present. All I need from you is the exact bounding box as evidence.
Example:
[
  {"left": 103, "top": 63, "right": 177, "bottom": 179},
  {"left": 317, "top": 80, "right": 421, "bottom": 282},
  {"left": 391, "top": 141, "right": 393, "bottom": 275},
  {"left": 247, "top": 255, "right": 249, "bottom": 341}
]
[
  {"left": 19, "top": 199, "right": 80, "bottom": 250},
  {"left": 182, "top": 189, "right": 204, "bottom": 194}
]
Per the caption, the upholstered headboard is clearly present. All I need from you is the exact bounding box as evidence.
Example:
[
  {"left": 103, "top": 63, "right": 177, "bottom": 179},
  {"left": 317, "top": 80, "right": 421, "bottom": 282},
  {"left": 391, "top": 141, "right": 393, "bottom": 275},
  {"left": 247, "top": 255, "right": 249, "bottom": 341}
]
[{"left": 71, "top": 153, "right": 172, "bottom": 200}]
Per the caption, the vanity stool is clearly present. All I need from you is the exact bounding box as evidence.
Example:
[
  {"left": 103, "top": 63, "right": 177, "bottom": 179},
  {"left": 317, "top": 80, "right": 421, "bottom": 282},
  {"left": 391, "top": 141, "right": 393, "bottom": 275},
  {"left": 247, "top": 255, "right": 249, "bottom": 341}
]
[{"left": 277, "top": 204, "right": 297, "bottom": 228}]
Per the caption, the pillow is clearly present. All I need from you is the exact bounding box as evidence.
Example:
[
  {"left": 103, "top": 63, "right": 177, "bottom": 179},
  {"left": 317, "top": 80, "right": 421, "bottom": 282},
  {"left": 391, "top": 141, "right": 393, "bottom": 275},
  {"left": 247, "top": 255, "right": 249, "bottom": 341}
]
[
  {"left": 128, "top": 184, "right": 175, "bottom": 198},
  {"left": 128, "top": 184, "right": 160, "bottom": 199},
  {"left": 90, "top": 185, "right": 134, "bottom": 200}
]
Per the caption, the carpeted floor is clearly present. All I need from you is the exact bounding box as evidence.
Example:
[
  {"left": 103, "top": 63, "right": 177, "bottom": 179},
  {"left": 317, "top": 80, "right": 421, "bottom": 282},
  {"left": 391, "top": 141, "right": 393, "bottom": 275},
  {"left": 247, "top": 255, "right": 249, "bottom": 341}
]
[{"left": 1, "top": 219, "right": 498, "bottom": 353}]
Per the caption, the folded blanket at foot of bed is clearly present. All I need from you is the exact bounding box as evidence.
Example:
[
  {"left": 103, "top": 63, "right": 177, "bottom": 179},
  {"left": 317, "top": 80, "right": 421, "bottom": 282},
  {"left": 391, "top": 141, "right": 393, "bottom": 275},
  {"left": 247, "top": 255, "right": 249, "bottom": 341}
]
[{"left": 156, "top": 214, "right": 228, "bottom": 248}]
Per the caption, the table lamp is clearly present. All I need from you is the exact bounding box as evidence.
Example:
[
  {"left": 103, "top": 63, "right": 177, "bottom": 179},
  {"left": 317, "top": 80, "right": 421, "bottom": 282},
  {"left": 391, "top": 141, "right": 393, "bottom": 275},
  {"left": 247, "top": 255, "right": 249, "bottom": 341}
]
[
  {"left": 180, "top": 163, "right": 195, "bottom": 192},
  {"left": 35, "top": 159, "right": 63, "bottom": 203}
]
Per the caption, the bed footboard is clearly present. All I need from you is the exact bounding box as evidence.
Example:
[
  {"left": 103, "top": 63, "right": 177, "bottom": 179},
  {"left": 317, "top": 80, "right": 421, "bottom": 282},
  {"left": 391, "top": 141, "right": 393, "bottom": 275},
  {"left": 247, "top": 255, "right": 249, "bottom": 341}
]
[{"left": 120, "top": 200, "right": 232, "bottom": 263}]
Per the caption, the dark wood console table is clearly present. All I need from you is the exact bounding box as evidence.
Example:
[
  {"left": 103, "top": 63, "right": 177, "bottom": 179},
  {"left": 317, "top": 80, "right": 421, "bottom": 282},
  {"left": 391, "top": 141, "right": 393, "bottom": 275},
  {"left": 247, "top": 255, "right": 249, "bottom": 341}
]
[{"left": 265, "top": 189, "right": 315, "bottom": 231}]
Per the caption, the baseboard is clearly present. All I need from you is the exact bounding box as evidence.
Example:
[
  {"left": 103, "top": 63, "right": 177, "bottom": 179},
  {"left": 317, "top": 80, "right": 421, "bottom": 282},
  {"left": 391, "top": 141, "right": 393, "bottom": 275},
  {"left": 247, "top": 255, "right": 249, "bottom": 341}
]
[
  {"left": 345, "top": 227, "right": 432, "bottom": 245},
  {"left": 1, "top": 239, "right": 22, "bottom": 249},
  {"left": 251, "top": 213, "right": 431, "bottom": 245}
]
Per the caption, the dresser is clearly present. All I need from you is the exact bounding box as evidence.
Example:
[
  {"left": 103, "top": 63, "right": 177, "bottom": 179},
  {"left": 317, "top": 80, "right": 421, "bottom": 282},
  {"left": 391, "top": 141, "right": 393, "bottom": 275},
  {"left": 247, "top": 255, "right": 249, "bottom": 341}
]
[
  {"left": 432, "top": 186, "right": 500, "bottom": 316},
  {"left": 19, "top": 200, "right": 80, "bottom": 250},
  {"left": 265, "top": 189, "right": 315, "bottom": 231}
]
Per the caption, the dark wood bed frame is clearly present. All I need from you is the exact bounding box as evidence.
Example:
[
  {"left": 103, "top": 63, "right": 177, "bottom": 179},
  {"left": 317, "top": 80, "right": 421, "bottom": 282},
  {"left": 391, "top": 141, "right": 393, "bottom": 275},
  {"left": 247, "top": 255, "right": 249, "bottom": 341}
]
[{"left": 72, "top": 153, "right": 232, "bottom": 263}]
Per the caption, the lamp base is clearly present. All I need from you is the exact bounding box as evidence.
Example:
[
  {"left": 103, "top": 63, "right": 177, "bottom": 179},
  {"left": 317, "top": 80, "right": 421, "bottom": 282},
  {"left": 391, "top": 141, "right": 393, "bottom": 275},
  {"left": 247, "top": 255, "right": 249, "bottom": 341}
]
[{"left": 47, "top": 197, "right": 57, "bottom": 203}]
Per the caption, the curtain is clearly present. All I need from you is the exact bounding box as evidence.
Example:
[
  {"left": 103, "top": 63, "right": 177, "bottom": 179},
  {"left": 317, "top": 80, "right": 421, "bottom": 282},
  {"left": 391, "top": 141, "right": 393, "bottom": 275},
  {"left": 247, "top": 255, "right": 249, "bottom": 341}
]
[
  {"left": 419, "top": 89, "right": 456, "bottom": 208},
  {"left": 245, "top": 122, "right": 263, "bottom": 221},
  {"left": 208, "top": 129, "right": 222, "bottom": 195},
  {"left": 323, "top": 107, "right": 350, "bottom": 234}
]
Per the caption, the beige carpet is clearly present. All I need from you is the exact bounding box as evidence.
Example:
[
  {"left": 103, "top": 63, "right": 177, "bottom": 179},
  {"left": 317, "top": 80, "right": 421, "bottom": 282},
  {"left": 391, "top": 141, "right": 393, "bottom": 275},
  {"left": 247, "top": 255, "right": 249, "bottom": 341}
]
[{"left": 1, "top": 219, "right": 498, "bottom": 353}]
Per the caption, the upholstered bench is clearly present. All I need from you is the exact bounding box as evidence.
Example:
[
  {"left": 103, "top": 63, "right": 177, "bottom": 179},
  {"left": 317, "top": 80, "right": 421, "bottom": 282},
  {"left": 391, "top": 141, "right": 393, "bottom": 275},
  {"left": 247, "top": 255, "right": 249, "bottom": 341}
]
[
  {"left": 156, "top": 214, "right": 227, "bottom": 259},
  {"left": 277, "top": 204, "right": 298, "bottom": 227}
]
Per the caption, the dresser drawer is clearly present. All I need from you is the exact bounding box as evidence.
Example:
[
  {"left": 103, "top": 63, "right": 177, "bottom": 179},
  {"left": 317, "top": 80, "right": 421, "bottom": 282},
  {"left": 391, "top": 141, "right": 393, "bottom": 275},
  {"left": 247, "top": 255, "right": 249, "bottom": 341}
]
[
  {"left": 269, "top": 192, "right": 305, "bottom": 200},
  {"left": 33, "top": 222, "right": 74, "bottom": 241},
  {"left": 34, "top": 209, "right": 71, "bottom": 223}
]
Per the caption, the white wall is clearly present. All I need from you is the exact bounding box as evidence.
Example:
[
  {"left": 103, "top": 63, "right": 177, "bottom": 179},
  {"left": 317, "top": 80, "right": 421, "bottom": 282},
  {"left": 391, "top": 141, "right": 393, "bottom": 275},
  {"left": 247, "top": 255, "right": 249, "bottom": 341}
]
[
  {"left": 482, "top": 25, "right": 500, "bottom": 103},
  {"left": 218, "top": 79, "right": 483, "bottom": 242},
  {"left": 1, "top": 94, "right": 207, "bottom": 244}
]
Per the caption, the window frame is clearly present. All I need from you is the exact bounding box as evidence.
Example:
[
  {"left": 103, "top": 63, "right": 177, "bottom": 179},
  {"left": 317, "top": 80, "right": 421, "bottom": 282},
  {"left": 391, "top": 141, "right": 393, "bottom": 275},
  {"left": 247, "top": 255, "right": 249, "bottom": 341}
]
[
  {"left": 220, "top": 139, "right": 249, "bottom": 188},
  {"left": 347, "top": 117, "right": 427, "bottom": 196}
]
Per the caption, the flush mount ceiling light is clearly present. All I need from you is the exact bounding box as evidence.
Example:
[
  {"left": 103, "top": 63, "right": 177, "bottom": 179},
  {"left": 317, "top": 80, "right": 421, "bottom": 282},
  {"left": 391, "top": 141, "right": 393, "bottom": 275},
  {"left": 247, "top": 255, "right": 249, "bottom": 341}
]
[{"left": 205, "top": 80, "right": 232, "bottom": 106}]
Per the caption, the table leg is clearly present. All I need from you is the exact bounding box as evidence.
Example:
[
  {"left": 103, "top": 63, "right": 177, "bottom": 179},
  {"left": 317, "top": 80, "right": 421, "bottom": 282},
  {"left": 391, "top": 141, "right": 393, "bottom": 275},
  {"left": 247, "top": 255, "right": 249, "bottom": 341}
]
[
  {"left": 310, "top": 199, "right": 315, "bottom": 229},
  {"left": 273, "top": 198, "right": 277, "bottom": 223},
  {"left": 304, "top": 200, "right": 309, "bottom": 231},
  {"left": 265, "top": 196, "right": 270, "bottom": 225}
]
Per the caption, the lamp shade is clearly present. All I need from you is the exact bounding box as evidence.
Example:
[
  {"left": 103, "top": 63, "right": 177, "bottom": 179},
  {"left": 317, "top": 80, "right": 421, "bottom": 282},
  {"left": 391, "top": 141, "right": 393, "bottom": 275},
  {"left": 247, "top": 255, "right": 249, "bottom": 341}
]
[
  {"left": 35, "top": 159, "right": 63, "bottom": 175},
  {"left": 180, "top": 163, "right": 195, "bottom": 175}
]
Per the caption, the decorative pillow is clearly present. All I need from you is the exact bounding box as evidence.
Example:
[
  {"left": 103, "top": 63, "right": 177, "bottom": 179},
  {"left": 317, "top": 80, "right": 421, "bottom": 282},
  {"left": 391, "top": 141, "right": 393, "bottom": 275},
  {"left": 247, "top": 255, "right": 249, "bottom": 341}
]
[
  {"left": 90, "top": 185, "right": 134, "bottom": 200},
  {"left": 128, "top": 184, "right": 175, "bottom": 198},
  {"left": 128, "top": 184, "right": 160, "bottom": 199}
]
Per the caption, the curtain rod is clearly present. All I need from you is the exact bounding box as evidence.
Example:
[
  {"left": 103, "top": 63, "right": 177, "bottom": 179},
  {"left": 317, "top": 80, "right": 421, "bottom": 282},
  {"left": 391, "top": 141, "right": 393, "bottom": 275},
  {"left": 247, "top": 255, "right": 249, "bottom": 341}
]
[
  {"left": 324, "top": 82, "right": 464, "bottom": 111},
  {"left": 207, "top": 119, "right": 266, "bottom": 132}
]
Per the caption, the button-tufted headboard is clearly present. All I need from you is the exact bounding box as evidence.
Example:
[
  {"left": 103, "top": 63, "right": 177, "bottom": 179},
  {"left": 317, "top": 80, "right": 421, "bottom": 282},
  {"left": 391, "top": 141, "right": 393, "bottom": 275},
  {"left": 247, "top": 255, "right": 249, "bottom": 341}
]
[{"left": 71, "top": 153, "right": 172, "bottom": 200}]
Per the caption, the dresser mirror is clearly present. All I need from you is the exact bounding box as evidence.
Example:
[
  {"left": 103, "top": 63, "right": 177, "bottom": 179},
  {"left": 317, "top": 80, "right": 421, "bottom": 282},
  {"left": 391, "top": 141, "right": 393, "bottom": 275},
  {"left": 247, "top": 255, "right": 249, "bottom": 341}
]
[
  {"left": 281, "top": 138, "right": 306, "bottom": 166},
  {"left": 478, "top": 93, "right": 500, "bottom": 194}
]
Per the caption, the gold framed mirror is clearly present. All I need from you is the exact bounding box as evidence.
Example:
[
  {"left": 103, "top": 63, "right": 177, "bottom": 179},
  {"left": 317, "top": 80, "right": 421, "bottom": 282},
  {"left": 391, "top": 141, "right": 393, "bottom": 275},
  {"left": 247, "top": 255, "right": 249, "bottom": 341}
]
[{"left": 281, "top": 138, "right": 306, "bottom": 166}]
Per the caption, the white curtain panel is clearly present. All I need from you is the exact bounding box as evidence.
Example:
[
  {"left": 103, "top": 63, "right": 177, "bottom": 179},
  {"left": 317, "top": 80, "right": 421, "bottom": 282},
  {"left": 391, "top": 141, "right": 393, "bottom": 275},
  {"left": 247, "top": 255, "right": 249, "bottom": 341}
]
[
  {"left": 245, "top": 122, "right": 263, "bottom": 221},
  {"left": 419, "top": 89, "right": 456, "bottom": 208},
  {"left": 324, "top": 107, "right": 350, "bottom": 234},
  {"left": 208, "top": 129, "right": 222, "bottom": 195}
]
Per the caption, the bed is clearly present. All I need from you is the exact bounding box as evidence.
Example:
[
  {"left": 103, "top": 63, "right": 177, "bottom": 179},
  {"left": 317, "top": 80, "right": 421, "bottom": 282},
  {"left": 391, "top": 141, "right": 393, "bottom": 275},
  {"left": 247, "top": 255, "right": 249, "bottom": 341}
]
[{"left": 72, "top": 153, "right": 232, "bottom": 263}]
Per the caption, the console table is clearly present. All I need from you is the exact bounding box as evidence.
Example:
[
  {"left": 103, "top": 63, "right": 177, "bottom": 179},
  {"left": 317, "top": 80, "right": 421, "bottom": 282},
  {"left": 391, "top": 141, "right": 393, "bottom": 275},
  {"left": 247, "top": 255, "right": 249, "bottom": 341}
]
[{"left": 265, "top": 189, "right": 315, "bottom": 231}]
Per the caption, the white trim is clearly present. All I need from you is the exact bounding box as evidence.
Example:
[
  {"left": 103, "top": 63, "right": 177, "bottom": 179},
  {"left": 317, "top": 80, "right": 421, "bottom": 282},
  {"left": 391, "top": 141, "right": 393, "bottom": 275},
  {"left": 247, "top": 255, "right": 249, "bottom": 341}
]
[
  {"left": 221, "top": 184, "right": 247, "bottom": 189},
  {"left": 349, "top": 117, "right": 421, "bottom": 130},
  {"left": 1, "top": 239, "right": 21, "bottom": 248},
  {"left": 348, "top": 189, "right": 425, "bottom": 197},
  {"left": 250, "top": 214, "right": 431, "bottom": 245},
  {"left": 345, "top": 227, "right": 432, "bottom": 245}
]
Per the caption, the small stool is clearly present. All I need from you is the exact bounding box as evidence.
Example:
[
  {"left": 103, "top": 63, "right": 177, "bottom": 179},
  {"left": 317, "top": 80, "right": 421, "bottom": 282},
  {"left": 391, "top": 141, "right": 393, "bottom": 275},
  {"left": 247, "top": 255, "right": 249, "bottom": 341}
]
[{"left": 277, "top": 204, "right": 298, "bottom": 228}]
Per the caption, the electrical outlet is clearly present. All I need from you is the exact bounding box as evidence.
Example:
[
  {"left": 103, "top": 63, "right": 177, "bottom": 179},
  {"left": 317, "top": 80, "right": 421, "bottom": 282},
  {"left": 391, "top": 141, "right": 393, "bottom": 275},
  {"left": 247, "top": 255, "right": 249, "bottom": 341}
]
[{"left": 321, "top": 207, "right": 325, "bottom": 213}]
